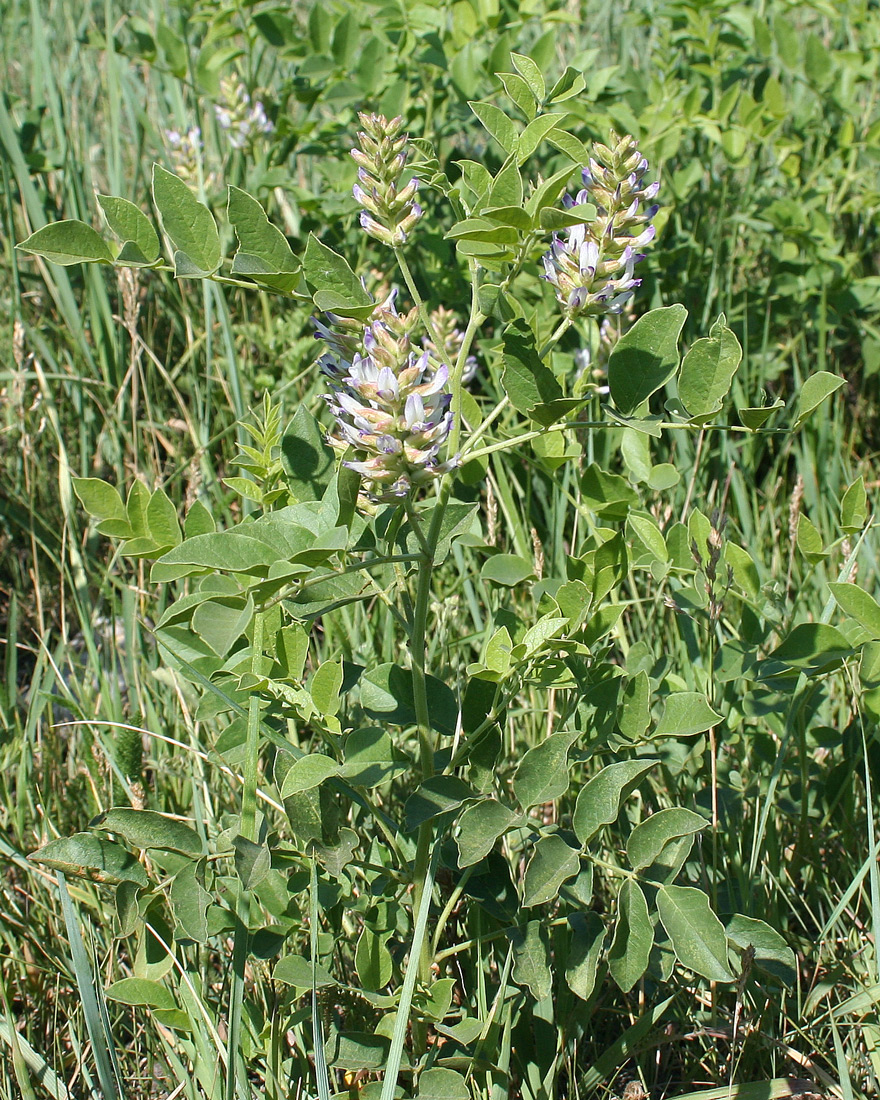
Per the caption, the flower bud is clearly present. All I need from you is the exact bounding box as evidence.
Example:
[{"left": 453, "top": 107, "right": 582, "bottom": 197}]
[{"left": 541, "top": 132, "right": 659, "bottom": 320}]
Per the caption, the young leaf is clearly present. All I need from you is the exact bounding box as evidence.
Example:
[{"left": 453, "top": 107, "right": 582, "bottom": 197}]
[
  {"left": 522, "top": 833, "right": 580, "bottom": 906},
  {"left": 654, "top": 693, "right": 721, "bottom": 737},
  {"left": 565, "top": 911, "right": 605, "bottom": 1001},
  {"left": 657, "top": 884, "right": 734, "bottom": 982},
  {"left": 607, "top": 305, "right": 687, "bottom": 416},
  {"left": 97, "top": 195, "right": 161, "bottom": 265},
  {"left": 608, "top": 880, "right": 653, "bottom": 992},
  {"left": 514, "top": 730, "right": 579, "bottom": 810},
  {"left": 573, "top": 759, "right": 657, "bottom": 845},
  {"left": 510, "top": 51, "right": 546, "bottom": 101},
  {"left": 793, "top": 371, "right": 845, "bottom": 430},
  {"left": 501, "top": 318, "right": 581, "bottom": 425},
  {"left": 455, "top": 799, "right": 519, "bottom": 866},
  {"left": 355, "top": 927, "right": 393, "bottom": 992},
  {"left": 227, "top": 186, "right": 299, "bottom": 292},
  {"left": 840, "top": 475, "right": 868, "bottom": 533},
  {"left": 90, "top": 808, "right": 202, "bottom": 856},
  {"left": 468, "top": 101, "right": 519, "bottom": 154},
  {"left": 677, "top": 316, "right": 742, "bottom": 420},
  {"left": 152, "top": 164, "right": 221, "bottom": 276},
  {"left": 508, "top": 919, "right": 552, "bottom": 1000},
  {"left": 828, "top": 583, "right": 880, "bottom": 639},
  {"left": 626, "top": 807, "right": 707, "bottom": 873},
  {"left": 302, "top": 234, "right": 373, "bottom": 315},
  {"left": 17, "top": 220, "right": 113, "bottom": 266},
  {"left": 29, "top": 834, "right": 149, "bottom": 886},
  {"left": 280, "top": 754, "right": 341, "bottom": 796},
  {"left": 405, "top": 776, "right": 476, "bottom": 831}
]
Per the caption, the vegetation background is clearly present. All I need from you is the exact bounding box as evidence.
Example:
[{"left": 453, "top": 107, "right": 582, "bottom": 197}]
[{"left": 3, "top": 0, "right": 880, "bottom": 1098}]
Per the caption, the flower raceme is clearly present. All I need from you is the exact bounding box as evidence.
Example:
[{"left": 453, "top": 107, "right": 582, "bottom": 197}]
[
  {"left": 319, "top": 303, "right": 456, "bottom": 501},
  {"left": 351, "top": 113, "right": 423, "bottom": 247},
  {"left": 542, "top": 132, "right": 659, "bottom": 319}
]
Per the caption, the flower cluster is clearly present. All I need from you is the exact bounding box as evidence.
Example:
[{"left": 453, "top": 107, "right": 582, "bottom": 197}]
[
  {"left": 214, "top": 76, "right": 274, "bottom": 150},
  {"left": 319, "top": 301, "right": 456, "bottom": 500},
  {"left": 164, "top": 127, "right": 205, "bottom": 185},
  {"left": 351, "top": 114, "right": 423, "bottom": 246},
  {"left": 542, "top": 132, "right": 659, "bottom": 319}
]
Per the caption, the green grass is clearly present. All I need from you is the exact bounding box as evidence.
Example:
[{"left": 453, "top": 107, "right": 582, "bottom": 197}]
[{"left": 3, "top": 0, "right": 880, "bottom": 1098}]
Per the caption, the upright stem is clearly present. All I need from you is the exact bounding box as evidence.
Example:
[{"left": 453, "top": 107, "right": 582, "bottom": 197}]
[{"left": 226, "top": 607, "right": 265, "bottom": 1100}]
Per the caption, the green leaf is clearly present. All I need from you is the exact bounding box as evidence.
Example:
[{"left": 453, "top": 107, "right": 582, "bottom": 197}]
[
  {"left": 767, "top": 623, "right": 852, "bottom": 671},
  {"left": 105, "top": 978, "right": 175, "bottom": 1010},
  {"left": 481, "top": 554, "right": 536, "bottom": 587},
  {"left": 517, "top": 114, "right": 564, "bottom": 162},
  {"left": 417, "top": 1068, "right": 470, "bottom": 1100},
  {"left": 829, "top": 583, "right": 880, "bottom": 639},
  {"left": 726, "top": 914, "right": 796, "bottom": 985},
  {"left": 840, "top": 475, "right": 868, "bottom": 533},
  {"left": 191, "top": 597, "right": 253, "bottom": 657},
  {"left": 324, "top": 1030, "right": 392, "bottom": 1072},
  {"left": 573, "top": 759, "right": 657, "bottom": 845},
  {"left": 455, "top": 799, "right": 520, "bottom": 866},
  {"left": 498, "top": 72, "right": 537, "bottom": 120},
  {"left": 90, "top": 808, "right": 202, "bottom": 856},
  {"left": 565, "top": 911, "right": 605, "bottom": 1001},
  {"left": 302, "top": 234, "right": 373, "bottom": 314},
  {"left": 510, "top": 51, "right": 546, "bottom": 101},
  {"left": 280, "top": 405, "right": 336, "bottom": 503},
  {"left": 626, "top": 807, "right": 707, "bottom": 873},
  {"left": 522, "top": 833, "right": 580, "bottom": 906},
  {"left": 657, "top": 884, "right": 734, "bottom": 982},
  {"left": 233, "top": 835, "right": 271, "bottom": 890},
  {"left": 513, "top": 730, "right": 579, "bottom": 810},
  {"left": 486, "top": 156, "right": 524, "bottom": 209},
  {"left": 280, "top": 754, "right": 341, "bottom": 796},
  {"left": 797, "top": 513, "right": 827, "bottom": 562},
  {"left": 151, "top": 531, "right": 280, "bottom": 580},
  {"left": 607, "top": 305, "right": 688, "bottom": 416},
  {"left": 738, "top": 397, "right": 784, "bottom": 430},
  {"left": 29, "top": 834, "right": 149, "bottom": 886},
  {"left": 97, "top": 195, "right": 160, "bottom": 265},
  {"left": 546, "top": 66, "right": 586, "bottom": 103},
  {"left": 311, "top": 660, "right": 343, "bottom": 716},
  {"left": 580, "top": 463, "right": 639, "bottom": 520},
  {"left": 152, "top": 164, "right": 221, "bottom": 276},
  {"left": 468, "top": 101, "right": 518, "bottom": 154},
  {"left": 340, "top": 726, "right": 410, "bottom": 787},
  {"left": 227, "top": 186, "right": 299, "bottom": 292},
  {"left": 677, "top": 316, "right": 742, "bottom": 420},
  {"left": 169, "top": 859, "right": 212, "bottom": 942},
  {"left": 793, "top": 371, "right": 845, "bottom": 430},
  {"left": 508, "top": 919, "right": 552, "bottom": 999},
  {"left": 627, "top": 513, "right": 668, "bottom": 563},
  {"left": 355, "top": 926, "right": 393, "bottom": 991},
  {"left": 17, "top": 220, "right": 113, "bottom": 266},
  {"left": 274, "top": 954, "right": 335, "bottom": 988},
  {"left": 608, "top": 879, "right": 653, "bottom": 992},
  {"left": 654, "top": 693, "right": 721, "bottom": 737},
  {"left": 73, "top": 477, "right": 126, "bottom": 525},
  {"left": 360, "top": 663, "right": 458, "bottom": 736},
  {"left": 618, "top": 672, "right": 651, "bottom": 741},
  {"left": 501, "top": 318, "right": 581, "bottom": 425},
  {"left": 405, "top": 776, "right": 476, "bottom": 832},
  {"left": 146, "top": 488, "right": 181, "bottom": 550}
]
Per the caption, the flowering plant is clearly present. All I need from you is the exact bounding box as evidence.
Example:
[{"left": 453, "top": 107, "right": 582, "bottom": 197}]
[{"left": 19, "top": 69, "right": 847, "bottom": 1100}]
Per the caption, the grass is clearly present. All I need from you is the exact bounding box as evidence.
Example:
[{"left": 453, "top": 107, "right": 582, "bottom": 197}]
[{"left": 3, "top": 0, "right": 880, "bottom": 1097}]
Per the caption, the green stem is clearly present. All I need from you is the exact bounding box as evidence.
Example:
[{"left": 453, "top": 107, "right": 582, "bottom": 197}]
[
  {"left": 393, "top": 247, "right": 445, "bottom": 353},
  {"left": 225, "top": 607, "right": 265, "bottom": 1100}
]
